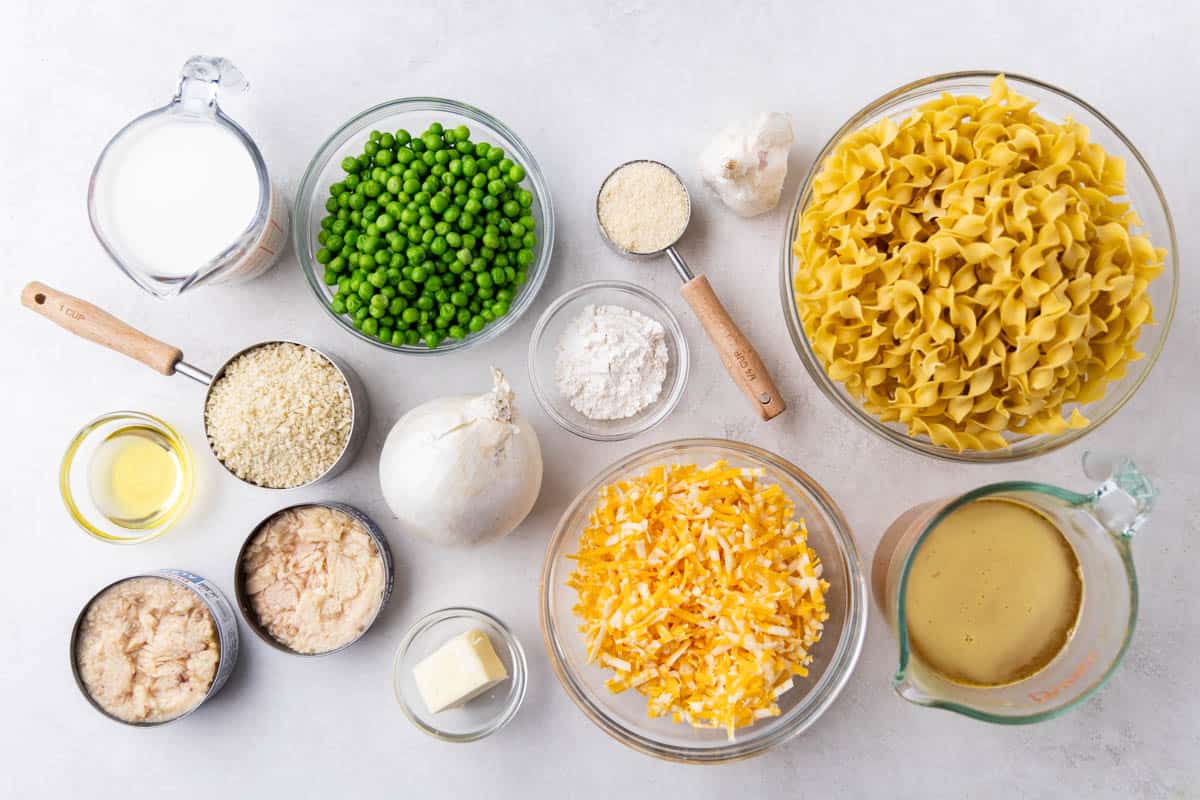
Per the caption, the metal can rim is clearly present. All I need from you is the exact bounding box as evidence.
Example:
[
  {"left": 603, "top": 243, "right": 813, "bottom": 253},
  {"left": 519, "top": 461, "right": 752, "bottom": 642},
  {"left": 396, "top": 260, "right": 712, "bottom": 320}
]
[
  {"left": 234, "top": 501, "right": 395, "bottom": 657},
  {"left": 69, "top": 569, "right": 240, "bottom": 727}
]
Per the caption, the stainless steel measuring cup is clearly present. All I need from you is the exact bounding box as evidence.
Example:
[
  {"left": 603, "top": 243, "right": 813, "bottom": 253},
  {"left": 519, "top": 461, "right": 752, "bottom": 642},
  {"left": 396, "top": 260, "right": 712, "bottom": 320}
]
[
  {"left": 22, "top": 282, "right": 368, "bottom": 489},
  {"left": 596, "top": 160, "right": 785, "bottom": 420}
]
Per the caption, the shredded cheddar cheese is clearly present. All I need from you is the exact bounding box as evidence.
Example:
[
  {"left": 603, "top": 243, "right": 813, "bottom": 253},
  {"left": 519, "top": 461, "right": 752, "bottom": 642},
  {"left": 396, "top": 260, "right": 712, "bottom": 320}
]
[{"left": 567, "top": 461, "right": 830, "bottom": 739}]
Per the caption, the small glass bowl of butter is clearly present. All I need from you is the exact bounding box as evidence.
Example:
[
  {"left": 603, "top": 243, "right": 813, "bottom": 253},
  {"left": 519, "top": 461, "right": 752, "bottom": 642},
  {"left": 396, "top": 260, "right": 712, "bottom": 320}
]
[{"left": 393, "top": 607, "right": 527, "bottom": 742}]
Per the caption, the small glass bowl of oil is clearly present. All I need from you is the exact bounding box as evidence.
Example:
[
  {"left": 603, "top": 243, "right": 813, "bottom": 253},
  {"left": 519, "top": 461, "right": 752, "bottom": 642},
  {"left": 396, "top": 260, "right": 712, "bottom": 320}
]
[{"left": 60, "top": 411, "right": 194, "bottom": 544}]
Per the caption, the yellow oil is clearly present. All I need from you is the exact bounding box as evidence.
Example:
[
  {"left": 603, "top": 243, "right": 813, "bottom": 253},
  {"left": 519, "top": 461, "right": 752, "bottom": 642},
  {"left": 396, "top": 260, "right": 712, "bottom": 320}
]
[{"left": 87, "top": 426, "right": 186, "bottom": 530}]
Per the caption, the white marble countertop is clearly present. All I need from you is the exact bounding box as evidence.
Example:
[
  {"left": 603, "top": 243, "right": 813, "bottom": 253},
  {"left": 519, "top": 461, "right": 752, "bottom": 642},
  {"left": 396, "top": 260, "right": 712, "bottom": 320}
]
[{"left": 2, "top": 1, "right": 1198, "bottom": 797}]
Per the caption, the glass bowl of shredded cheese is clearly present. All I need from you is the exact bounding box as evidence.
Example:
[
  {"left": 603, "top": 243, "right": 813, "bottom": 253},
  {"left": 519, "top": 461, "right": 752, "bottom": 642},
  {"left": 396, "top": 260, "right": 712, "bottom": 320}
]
[
  {"left": 779, "top": 72, "right": 1178, "bottom": 462},
  {"left": 539, "top": 439, "right": 867, "bottom": 763}
]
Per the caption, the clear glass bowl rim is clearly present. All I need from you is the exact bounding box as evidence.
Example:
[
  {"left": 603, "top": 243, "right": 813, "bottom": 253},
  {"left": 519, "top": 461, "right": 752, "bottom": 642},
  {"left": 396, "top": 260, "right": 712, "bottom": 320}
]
[
  {"left": 538, "top": 437, "right": 868, "bottom": 763},
  {"left": 392, "top": 606, "right": 528, "bottom": 743},
  {"left": 527, "top": 280, "right": 690, "bottom": 441},
  {"left": 778, "top": 70, "right": 1180, "bottom": 463},
  {"left": 294, "top": 97, "right": 556, "bottom": 356}
]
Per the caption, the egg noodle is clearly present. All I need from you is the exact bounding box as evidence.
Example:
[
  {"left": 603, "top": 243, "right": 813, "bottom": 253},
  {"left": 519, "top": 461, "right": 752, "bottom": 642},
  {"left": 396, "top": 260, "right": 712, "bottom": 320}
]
[
  {"left": 793, "top": 75, "right": 1164, "bottom": 450},
  {"left": 567, "top": 461, "right": 829, "bottom": 739}
]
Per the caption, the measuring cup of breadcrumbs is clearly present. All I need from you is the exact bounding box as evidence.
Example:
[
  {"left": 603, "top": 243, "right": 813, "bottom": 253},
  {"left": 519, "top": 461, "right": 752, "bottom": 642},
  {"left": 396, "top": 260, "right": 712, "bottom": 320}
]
[
  {"left": 201, "top": 341, "right": 369, "bottom": 489},
  {"left": 22, "top": 283, "right": 368, "bottom": 490}
]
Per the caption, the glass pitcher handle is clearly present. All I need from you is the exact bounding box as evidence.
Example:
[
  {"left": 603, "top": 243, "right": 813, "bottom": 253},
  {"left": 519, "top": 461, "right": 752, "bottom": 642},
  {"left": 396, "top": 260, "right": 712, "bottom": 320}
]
[
  {"left": 173, "top": 56, "right": 247, "bottom": 115},
  {"left": 1082, "top": 451, "right": 1157, "bottom": 538}
]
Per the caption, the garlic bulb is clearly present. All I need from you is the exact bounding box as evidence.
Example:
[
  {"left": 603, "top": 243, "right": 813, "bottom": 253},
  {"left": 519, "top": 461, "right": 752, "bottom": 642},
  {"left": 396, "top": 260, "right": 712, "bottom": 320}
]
[
  {"left": 379, "top": 369, "right": 543, "bottom": 546},
  {"left": 698, "top": 112, "right": 794, "bottom": 217}
]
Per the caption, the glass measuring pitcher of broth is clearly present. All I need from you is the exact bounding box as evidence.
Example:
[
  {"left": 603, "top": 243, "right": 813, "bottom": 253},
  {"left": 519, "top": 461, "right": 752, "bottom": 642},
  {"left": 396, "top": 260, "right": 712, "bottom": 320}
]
[
  {"left": 88, "top": 56, "right": 289, "bottom": 298},
  {"left": 872, "top": 453, "right": 1156, "bottom": 724}
]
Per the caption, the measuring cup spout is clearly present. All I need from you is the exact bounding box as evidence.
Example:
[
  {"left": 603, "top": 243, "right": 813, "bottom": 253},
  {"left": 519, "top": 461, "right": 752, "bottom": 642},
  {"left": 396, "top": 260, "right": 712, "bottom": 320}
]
[
  {"left": 174, "top": 56, "right": 246, "bottom": 115},
  {"left": 1081, "top": 452, "right": 1157, "bottom": 539},
  {"left": 891, "top": 671, "right": 937, "bottom": 708}
]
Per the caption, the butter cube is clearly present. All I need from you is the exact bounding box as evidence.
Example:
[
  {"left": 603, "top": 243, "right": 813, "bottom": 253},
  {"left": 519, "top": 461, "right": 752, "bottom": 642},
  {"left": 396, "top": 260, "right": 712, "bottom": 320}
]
[{"left": 413, "top": 629, "right": 509, "bottom": 713}]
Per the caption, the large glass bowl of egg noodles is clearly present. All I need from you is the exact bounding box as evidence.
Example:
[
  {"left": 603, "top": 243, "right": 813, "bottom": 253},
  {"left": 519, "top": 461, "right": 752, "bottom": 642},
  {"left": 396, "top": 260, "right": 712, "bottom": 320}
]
[
  {"left": 539, "top": 439, "right": 867, "bottom": 763},
  {"left": 780, "top": 72, "right": 1178, "bottom": 462}
]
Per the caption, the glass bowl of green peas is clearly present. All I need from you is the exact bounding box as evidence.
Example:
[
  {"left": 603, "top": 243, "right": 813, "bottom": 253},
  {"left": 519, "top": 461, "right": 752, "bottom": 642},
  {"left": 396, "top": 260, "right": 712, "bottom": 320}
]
[{"left": 295, "top": 98, "right": 554, "bottom": 352}]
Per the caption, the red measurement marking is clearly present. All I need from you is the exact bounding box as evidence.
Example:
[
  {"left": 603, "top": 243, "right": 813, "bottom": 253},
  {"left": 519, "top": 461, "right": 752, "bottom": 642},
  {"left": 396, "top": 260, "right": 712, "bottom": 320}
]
[{"left": 1029, "top": 651, "right": 1096, "bottom": 703}]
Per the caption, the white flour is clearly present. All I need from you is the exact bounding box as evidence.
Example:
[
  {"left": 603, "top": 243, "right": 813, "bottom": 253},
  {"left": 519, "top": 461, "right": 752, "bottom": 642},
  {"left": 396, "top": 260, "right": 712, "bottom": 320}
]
[{"left": 555, "top": 304, "right": 669, "bottom": 420}]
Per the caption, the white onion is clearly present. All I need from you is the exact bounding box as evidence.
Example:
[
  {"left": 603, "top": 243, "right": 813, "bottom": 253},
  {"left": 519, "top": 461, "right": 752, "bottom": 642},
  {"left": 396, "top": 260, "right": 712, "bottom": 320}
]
[{"left": 379, "top": 369, "right": 543, "bottom": 546}]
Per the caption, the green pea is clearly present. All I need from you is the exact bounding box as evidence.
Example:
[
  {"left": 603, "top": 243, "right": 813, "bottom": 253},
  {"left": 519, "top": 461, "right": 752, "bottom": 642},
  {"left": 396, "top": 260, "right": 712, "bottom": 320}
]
[{"left": 363, "top": 318, "right": 379, "bottom": 335}]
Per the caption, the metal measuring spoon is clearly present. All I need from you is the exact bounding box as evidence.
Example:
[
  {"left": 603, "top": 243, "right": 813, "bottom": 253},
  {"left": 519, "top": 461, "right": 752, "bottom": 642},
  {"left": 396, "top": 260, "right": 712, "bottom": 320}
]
[
  {"left": 22, "top": 282, "right": 368, "bottom": 489},
  {"left": 596, "top": 160, "right": 785, "bottom": 420}
]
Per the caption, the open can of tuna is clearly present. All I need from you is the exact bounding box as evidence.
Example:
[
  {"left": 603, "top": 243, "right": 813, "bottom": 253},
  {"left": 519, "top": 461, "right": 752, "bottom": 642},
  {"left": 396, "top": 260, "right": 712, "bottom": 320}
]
[
  {"left": 70, "top": 569, "right": 240, "bottom": 726},
  {"left": 235, "top": 502, "right": 394, "bottom": 656}
]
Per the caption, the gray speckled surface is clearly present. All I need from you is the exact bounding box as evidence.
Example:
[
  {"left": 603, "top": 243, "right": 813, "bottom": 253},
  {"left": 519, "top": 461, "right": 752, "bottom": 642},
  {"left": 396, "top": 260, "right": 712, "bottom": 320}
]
[{"left": 2, "top": 1, "right": 1197, "bottom": 797}]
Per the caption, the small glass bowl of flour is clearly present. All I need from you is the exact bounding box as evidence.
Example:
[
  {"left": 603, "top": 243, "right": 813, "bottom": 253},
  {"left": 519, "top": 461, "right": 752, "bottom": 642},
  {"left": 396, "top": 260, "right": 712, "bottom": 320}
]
[{"left": 528, "top": 281, "right": 688, "bottom": 440}]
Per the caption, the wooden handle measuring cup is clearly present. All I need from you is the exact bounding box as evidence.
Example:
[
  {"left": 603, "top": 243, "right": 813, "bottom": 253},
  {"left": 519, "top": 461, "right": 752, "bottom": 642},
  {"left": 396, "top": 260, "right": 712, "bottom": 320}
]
[
  {"left": 21, "top": 281, "right": 184, "bottom": 376},
  {"left": 596, "top": 159, "right": 787, "bottom": 421},
  {"left": 679, "top": 275, "right": 786, "bottom": 421}
]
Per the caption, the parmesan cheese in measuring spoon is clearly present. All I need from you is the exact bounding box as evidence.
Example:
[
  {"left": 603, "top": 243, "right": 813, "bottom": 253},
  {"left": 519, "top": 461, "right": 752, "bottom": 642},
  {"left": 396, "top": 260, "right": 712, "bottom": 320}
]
[{"left": 89, "top": 56, "right": 288, "bottom": 298}]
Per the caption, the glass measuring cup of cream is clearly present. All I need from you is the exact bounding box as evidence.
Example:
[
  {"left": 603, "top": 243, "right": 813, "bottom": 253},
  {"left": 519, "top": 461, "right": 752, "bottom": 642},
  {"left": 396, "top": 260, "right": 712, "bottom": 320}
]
[
  {"left": 872, "top": 453, "right": 1156, "bottom": 723},
  {"left": 89, "top": 56, "right": 288, "bottom": 298}
]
